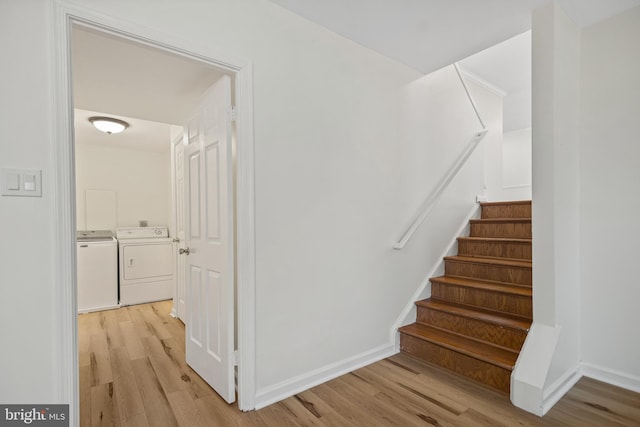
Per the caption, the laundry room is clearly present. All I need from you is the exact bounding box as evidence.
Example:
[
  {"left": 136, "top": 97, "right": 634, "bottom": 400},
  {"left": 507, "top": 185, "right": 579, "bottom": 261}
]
[
  {"left": 74, "top": 110, "right": 173, "bottom": 234},
  {"left": 72, "top": 25, "right": 225, "bottom": 314}
]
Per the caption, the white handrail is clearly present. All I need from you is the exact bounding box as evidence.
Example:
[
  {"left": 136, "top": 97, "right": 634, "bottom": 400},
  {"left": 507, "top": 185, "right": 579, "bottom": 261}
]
[
  {"left": 454, "top": 63, "right": 486, "bottom": 129},
  {"left": 393, "top": 64, "right": 487, "bottom": 250},
  {"left": 393, "top": 130, "right": 487, "bottom": 249}
]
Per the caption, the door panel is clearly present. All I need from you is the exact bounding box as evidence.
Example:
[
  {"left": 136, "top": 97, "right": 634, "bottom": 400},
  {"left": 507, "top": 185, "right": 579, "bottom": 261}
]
[
  {"left": 189, "top": 152, "right": 201, "bottom": 239},
  {"left": 183, "top": 75, "right": 235, "bottom": 404},
  {"left": 205, "top": 143, "right": 221, "bottom": 240}
]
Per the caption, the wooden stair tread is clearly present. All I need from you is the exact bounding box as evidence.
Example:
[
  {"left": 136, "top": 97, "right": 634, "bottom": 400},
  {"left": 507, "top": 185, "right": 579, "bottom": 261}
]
[
  {"left": 399, "top": 323, "right": 518, "bottom": 370},
  {"left": 445, "top": 255, "right": 531, "bottom": 269},
  {"left": 431, "top": 275, "right": 532, "bottom": 296},
  {"left": 470, "top": 218, "right": 531, "bottom": 224},
  {"left": 479, "top": 200, "right": 531, "bottom": 207},
  {"left": 416, "top": 299, "right": 531, "bottom": 331},
  {"left": 458, "top": 236, "right": 531, "bottom": 243}
]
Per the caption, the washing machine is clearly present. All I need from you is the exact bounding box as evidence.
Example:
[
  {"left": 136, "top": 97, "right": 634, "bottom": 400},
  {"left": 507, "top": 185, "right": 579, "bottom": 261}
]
[
  {"left": 116, "top": 226, "right": 175, "bottom": 306},
  {"left": 77, "top": 230, "right": 119, "bottom": 313}
]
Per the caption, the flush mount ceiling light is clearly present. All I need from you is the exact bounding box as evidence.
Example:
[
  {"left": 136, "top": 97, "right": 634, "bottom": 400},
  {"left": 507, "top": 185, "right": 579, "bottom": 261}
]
[{"left": 88, "top": 116, "right": 129, "bottom": 134}]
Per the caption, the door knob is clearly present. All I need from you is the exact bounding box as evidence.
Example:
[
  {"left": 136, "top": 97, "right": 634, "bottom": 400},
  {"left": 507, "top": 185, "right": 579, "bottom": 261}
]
[
  {"left": 179, "top": 247, "right": 190, "bottom": 255},
  {"left": 173, "top": 238, "right": 181, "bottom": 243}
]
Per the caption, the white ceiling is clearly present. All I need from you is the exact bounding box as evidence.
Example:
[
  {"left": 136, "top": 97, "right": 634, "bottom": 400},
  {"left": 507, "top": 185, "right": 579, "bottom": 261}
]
[
  {"left": 72, "top": 26, "right": 225, "bottom": 126},
  {"left": 265, "top": 0, "right": 640, "bottom": 74}
]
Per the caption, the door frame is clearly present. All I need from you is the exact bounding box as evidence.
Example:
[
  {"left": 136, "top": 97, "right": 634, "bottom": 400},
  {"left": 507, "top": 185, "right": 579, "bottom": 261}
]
[{"left": 50, "top": 1, "right": 256, "bottom": 421}]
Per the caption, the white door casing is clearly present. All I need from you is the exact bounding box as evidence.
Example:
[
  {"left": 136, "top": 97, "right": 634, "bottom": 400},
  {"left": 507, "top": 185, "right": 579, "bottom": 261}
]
[
  {"left": 173, "top": 136, "right": 187, "bottom": 321},
  {"left": 184, "top": 75, "right": 235, "bottom": 404},
  {"left": 52, "top": 5, "right": 256, "bottom": 416}
]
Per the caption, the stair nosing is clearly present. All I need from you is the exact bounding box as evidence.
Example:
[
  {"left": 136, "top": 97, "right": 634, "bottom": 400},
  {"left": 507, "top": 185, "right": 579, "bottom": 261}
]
[
  {"left": 430, "top": 275, "right": 532, "bottom": 297},
  {"left": 458, "top": 236, "right": 532, "bottom": 243},
  {"left": 479, "top": 200, "right": 531, "bottom": 207},
  {"left": 415, "top": 299, "right": 531, "bottom": 331},
  {"left": 444, "top": 255, "right": 532, "bottom": 269},
  {"left": 444, "top": 273, "right": 531, "bottom": 289},
  {"left": 399, "top": 323, "right": 518, "bottom": 370},
  {"left": 470, "top": 218, "right": 531, "bottom": 223}
]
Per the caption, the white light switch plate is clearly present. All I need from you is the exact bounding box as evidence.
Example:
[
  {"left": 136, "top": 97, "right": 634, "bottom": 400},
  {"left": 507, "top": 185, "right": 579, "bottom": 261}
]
[{"left": 1, "top": 168, "right": 42, "bottom": 197}]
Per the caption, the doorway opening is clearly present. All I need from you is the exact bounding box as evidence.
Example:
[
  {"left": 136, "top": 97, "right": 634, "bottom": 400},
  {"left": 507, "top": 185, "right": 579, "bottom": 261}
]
[{"left": 51, "top": 6, "right": 256, "bottom": 422}]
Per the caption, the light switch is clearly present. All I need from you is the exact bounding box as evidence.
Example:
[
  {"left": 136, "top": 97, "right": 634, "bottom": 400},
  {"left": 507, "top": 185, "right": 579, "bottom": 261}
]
[
  {"left": 1, "top": 168, "right": 42, "bottom": 197},
  {"left": 6, "top": 173, "right": 20, "bottom": 190},
  {"left": 23, "top": 174, "right": 36, "bottom": 191}
]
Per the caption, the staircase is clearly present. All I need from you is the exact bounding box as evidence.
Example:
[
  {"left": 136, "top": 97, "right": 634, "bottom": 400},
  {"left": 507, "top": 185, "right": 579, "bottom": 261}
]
[{"left": 399, "top": 200, "right": 532, "bottom": 394}]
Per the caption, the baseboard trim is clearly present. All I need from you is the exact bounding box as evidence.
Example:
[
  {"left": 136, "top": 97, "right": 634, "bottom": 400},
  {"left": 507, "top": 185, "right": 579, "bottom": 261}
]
[
  {"left": 582, "top": 362, "right": 640, "bottom": 393},
  {"left": 541, "top": 364, "right": 582, "bottom": 415},
  {"left": 254, "top": 343, "right": 397, "bottom": 409}
]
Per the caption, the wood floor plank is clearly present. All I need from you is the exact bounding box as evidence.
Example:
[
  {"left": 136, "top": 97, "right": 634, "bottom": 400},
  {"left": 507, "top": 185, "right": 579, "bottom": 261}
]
[
  {"left": 137, "top": 303, "right": 173, "bottom": 340},
  {"left": 166, "top": 390, "right": 208, "bottom": 427},
  {"left": 89, "top": 332, "right": 112, "bottom": 386},
  {"left": 101, "top": 309, "right": 126, "bottom": 350},
  {"left": 109, "top": 347, "right": 148, "bottom": 426},
  {"left": 118, "top": 320, "right": 146, "bottom": 360},
  {"left": 278, "top": 394, "right": 331, "bottom": 427},
  {"left": 140, "top": 335, "right": 189, "bottom": 396},
  {"left": 79, "top": 302, "right": 640, "bottom": 427},
  {"left": 79, "top": 365, "right": 92, "bottom": 427},
  {"left": 130, "top": 357, "right": 180, "bottom": 427},
  {"left": 90, "top": 382, "right": 118, "bottom": 427},
  {"left": 194, "top": 394, "right": 242, "bottom": 427}
]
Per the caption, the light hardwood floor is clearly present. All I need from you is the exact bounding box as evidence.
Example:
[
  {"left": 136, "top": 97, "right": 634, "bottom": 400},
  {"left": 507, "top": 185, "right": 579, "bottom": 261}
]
[{"left": 79, "top": 300, "right": 640, "bottom": 426}]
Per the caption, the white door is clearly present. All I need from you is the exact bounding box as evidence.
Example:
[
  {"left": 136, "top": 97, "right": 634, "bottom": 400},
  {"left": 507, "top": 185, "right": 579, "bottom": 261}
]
[
  {"left": 173, "top": 137, "right": 187, "bottom": 321},
  {"left": 183, "top": 75, "right": 235, "bottom": 404}
]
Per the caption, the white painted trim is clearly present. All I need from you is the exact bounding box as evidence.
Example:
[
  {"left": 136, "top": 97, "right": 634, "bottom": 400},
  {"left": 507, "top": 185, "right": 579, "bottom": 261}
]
[
  {"left": 582, "top": 362, "right": 640, "bottom": 393},
  {"left": 254, "top": 344, "right": 397, "bottom": 410},
  {"left": 51, "top": 1, "right": 257, "bottom": 417},
  {"left": 541, "top": 364, "right": 582, "bottom": 415},
  {"left": 169, "top": 132, "right": 182, "bottom": 320},
  {"left": 503, "top": 184, "right": 532, "bottom": 189},
  {"left": 51, "top": 3, "right": 78, "bottom": 425},
  {"left": 391, "top": 201, "right": 481, "bottom": 350},
  {"left": 456, "top": 66, "right": 509, "bottom": 97},
  {"left": 235, "top": 61, "right": 257, "bottom": 412}
]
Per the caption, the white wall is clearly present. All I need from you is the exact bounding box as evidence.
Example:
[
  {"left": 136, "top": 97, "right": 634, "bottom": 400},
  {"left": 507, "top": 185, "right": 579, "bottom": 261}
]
[
  {"left": 580, "top": 5, "right": 640, "bottom": 390},
  {"left": 0, "top": 0, "right": 489, "bottom": 410},
  {"left": 461, "top": 78, "right": 504, "bottom": 202},
  {"left": 460, "top": 74, "right": 532, "bottom": 203},
  {"left": 75, "top": 143, "right": 171, "bottom": 230},
  {"left": 0, "top": 0, "right": 57, "bottom": 403},
  {"left": 512, "top": 1, "right": 582, "bottom": 415},
  {"left": 502, "top": 128, "right": 532, "bottom": 200}
]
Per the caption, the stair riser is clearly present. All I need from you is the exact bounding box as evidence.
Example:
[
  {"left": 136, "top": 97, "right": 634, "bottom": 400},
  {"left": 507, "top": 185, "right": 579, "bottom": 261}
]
[
  {"left": 432, "top": 283, "right": 532, "bottom": 319},
  {"left": 458, "top": 240, "right": 531, "bottom": 260},
  {"left": 444, "top": 260, "right": 532, "bottom": 286},
  {"left": 481, "top": 204, "right": 531, "bottom": 219},
  {"left": 400, "top": 334, "right": 511, "bottom": 394},
  {"left": 416, "top": 307, "right": 527, "bottom": 351},
  {"left": 470, "top": 222, "right": 531, "bottom": 239}
]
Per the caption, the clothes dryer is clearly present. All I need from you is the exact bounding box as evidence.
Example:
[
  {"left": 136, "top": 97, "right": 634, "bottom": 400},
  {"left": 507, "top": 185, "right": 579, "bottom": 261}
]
[{"left": 116, "top": 226, "right": 175, "bottom": 306}]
